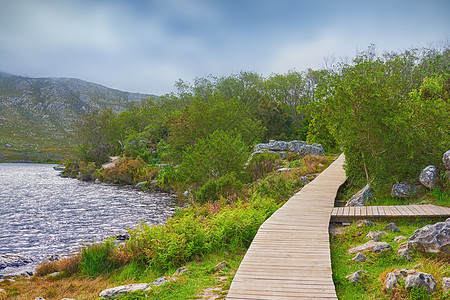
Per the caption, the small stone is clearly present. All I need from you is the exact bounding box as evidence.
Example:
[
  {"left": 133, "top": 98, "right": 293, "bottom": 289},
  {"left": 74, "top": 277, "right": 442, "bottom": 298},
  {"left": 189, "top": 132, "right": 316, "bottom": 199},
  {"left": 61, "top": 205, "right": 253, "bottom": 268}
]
[
  {"left": 443, "top": 277, "right": 450, "bottom": 293},
  {"left": 99, "top": 283, "right": 151, "bottom": 299},
  {"left": 348, "top": 240, "right": 392, "bottom": 254},
  {"left": 346, "top": 270, "right": 369, "bottom": 283},
  {"left": 419, "top": 165, "right": 438, "bottom": 189},
  {"left": 397, "top": 242, "right": 412, "bottom": 260},
  {"left": 357, "top": 219, "right": 375, "bottom": 227},
  {"left": 151, "top": 276, "right": 171, "bottom": 287},
  {"left": 61, "top": 298, "right": 76, "bottom": 300},
  {"left": 173, "top": 266, "right": 189, "bottom": 276},
  {"left": 299, "top": 176, "right": 310, "bottom": 184},
  {"left": 443, "top": 150, "right": 450, "bottom": 171},
  {"left": 366, "top": 231, "right": 387, "bottom": 241},
  {"left": 134, "top": 181, "right": 147, "bottom": 189},
  {"left": 352, "top": 252, "right": 368, "bottom": 262},
  {"left": 276, "top": 167, "right": 291, "bottom": 173},
  {"left": 394, "top": 236, "right": 407, "bottom": 243},
  {"left": 48, "top": 271, "right": 60, "bottom": 277},
  {"left": 384, "top": 222, "right": 400, "bottom": 233},
  {"left": 214, "top": 261, "right": 228, "bottom": 272},
  {"left": 34, "top": 298, "right": 46, "bottom": 300},
  {"left": 183, "top": 191, "right": 189, "bottom": 197},
  {"left": 391, "top": 183, "right": 419, "bottom": 198}
]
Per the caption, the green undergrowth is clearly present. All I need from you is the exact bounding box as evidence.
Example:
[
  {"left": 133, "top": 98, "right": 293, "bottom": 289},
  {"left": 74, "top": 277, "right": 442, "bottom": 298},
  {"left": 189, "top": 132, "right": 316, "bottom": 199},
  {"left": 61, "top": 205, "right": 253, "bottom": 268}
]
[{"left": 331, "top": 219, "right": 450, "bottom": 300}]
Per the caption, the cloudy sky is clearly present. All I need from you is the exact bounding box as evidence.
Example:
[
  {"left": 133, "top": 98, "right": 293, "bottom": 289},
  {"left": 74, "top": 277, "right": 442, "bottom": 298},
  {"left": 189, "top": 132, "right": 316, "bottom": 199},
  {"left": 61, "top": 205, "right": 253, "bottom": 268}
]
[{"left": 0, "top": 0, "right": 448, "bottom": 95}]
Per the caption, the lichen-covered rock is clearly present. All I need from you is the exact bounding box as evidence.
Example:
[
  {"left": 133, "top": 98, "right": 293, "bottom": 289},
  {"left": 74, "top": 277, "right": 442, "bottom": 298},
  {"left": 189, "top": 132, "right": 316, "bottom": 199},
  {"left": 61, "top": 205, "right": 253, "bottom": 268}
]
[
  {"left": 408, "top": 219, "right": 450, "bottom": 256},
  {"left": 345, "top": 184, "right": 373, "bottom": 206},
  {"left": 385, "top": 222, "right": 400, "bottom": 233},
  {"left": 346, "top": 270, "right": 369, "bottom": 283},
  {"left": 391, "top": 183, "right": 419, "bottom": 198},
  {"left": 252, "top": 140, "right": 324, "bottom": 158},
  {"left": 366, "top": 231, "right": 387, "bottom": 241},
  {"left": 352, "top": 252, "right": 368, "bottom": 262},
  {"left": 0, "top": 254, "right": 33, "bottom": 270},
  {"left": 348, "top": 240, "right": 392, "bottom": 254},
  {"left": 173, "top": 266, "right": 189, "bottom": 276},
  {"left": 397, "top": 242, "right": 412, "bottom": 260},
  {"left": 385, "top": 269, "right": 436, "bottom": 294},
  {"left": 151, "top": 276, "right": 173, "bottom": 287},
  {"left": 419, "top": 165, "right": 438, "bottom": 189},
  {"left": 99, "top": 283, "right": 151, "bottom": 299},
  {"left": 443, "top": 150, "right": 450, "bottom": 171},
  {"left": 357, "top": 219, "right": 375, "bottom": 227},
  {"left": 394, "top": 236, "right": 407, "bottom": 243},
  {"left": 214, "top": 261, "right": 229, "bottom": 272},
  {"left": 443, "top": 277, "right": 450, "bottom": 293}
]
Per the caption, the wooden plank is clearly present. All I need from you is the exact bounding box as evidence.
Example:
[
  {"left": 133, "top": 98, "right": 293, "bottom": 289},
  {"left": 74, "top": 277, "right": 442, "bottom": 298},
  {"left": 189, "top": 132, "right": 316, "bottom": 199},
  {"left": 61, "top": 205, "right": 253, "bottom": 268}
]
[{"left": 227, "top": 154, "right": 345, "bottom": 300}]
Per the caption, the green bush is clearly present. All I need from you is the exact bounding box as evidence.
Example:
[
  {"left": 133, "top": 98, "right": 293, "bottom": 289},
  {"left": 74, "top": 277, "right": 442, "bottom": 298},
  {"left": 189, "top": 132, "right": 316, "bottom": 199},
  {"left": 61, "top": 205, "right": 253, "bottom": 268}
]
[
  {"left": 245, "top": 152, "right": 281, "bottom": 181},
  {"left": 193, "top": 172, "right": 244, "bottom": 203},
  {"left": 177, "top": 130, "right": 249, "bottom": 187},
  {"left": 99, "top": 157, "right": 149, "bottom": 185}
]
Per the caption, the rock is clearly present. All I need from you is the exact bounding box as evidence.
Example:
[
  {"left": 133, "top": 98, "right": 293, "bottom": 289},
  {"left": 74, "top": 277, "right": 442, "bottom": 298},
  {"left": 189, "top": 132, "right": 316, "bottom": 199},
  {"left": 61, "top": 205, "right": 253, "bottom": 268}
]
[
  {"left": 385, "top": 269, "right": 436, "bottom": 294},
  {"left": 419, "top": 165, "right": 438, "bottom": 189},
  {"left": 443, "top": 277, "right": 450, "bottom": 293},
  {"left": 61, "top": 299, "right": 76, "bottom": 300},
  {"left": 214, "top": 261, "right": 228, "bottom": 272},
  {"left": 299, "top": 176, "right": 310, "bottom": 184},
  {"left": 99, "top": 283, "right": 151, "bottom": 299},
  {"left": 357, "top": 220, "right": 375, "bottom": 227},
  {"left": 34, "top": 298, "right": 46, "bottom": 300},
  {"left": 276, "top": 167, "right": 292, "bottom": 173},
  {"left": 394, "top": 236, "right": 407, "bottom": 243},
  {"left": 134, "top": 181, "right": 147, "bottom": 189},
  {"left": 183, "top": 190, "right": 189, "bottom": 197},
  {"left": 384, "top": 222, "right": 400, "bottom": 233},
  {"left": 173, "top": 266, "right": 189, "bottom": 276},
  {"left": 408, "top": 219, "right": 450, "bottom": 256},
  {"left": 115, "top": 234, "right": 129, "bottom": 241},
  {"left": 366, "top": 231, "right": 387, "bottom": 242},
  {"left": 48, "top": 271, "right": 61, "bottom": 277},
  {"left": 0, "top": 268, "right": 34, "bottom": 279},
  {"left": 253, "top": 140, "right": 324, "bottom": 158},
  {"left": 397, "top": 242, "right": 412, "bottom": 260},
  {"left": 443, "top": 150, "right": 450, "bottom": 171},
  {"left": 151, "top": 276, "right": 171, "bottom": 287},
  {"left": 352, "top": 252, "right": 368, "bottom": 262},
  {"left": 0, "top": 254, "right": 33, "bottom": 270},
  {"left": 345, "top": 184, "right": 373, "bottom": 207},
  {"left": 346, "top": 270, "right": 369, "bottom": 283},
  {"left": 348, "top": 240, "right": 392, "bottom": 254},
  {"left": 279, "top": 151, "right": 287, "bottom": 160},
  {"left": 391, "top": 183, "right": 419, "bottom": 198}
]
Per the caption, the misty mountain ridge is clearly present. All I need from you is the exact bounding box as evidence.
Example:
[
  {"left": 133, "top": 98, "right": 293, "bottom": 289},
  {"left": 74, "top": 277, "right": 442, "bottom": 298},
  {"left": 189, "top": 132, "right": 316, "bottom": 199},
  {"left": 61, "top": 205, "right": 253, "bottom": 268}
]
[{"left": 0, "top": 71, "right": 155, "bottom": 162}]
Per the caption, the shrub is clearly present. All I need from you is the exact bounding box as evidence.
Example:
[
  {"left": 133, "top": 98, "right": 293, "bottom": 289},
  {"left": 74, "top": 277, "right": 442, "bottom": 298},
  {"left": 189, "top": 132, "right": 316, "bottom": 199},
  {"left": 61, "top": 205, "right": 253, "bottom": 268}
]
[
  {"left": 245, "top": 152, "right": 281, "bottom": 181},
  {"left": 193, "top": 172, "right": 245, "bottom": 203},
  {"left": 99, "top": 157, "right": 149, "bottom": 185},
  {"left": 177, "top": 130, "right": 249, "bottom": 187}
]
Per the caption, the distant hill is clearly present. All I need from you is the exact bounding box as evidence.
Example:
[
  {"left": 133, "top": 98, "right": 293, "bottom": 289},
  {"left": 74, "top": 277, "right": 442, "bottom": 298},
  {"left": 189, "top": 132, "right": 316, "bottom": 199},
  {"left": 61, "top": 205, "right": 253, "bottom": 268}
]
[{"left": 0, "top": 72, "right": 155, "bottom": 162}]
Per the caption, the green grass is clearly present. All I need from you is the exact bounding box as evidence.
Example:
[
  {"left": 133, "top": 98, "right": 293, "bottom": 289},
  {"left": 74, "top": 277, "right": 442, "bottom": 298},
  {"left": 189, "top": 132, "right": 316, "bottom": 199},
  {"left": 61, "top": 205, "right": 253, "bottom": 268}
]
[{"left": 331, "top": 219, "right": 450, "bottom": 299}]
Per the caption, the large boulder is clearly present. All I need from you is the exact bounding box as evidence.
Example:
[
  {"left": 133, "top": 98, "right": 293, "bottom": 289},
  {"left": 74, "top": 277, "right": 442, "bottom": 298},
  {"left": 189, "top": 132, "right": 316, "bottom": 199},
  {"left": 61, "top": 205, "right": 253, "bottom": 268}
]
[
  {"left": 252, "top": 140, "right": 324, "bottom": 158},
  {"left": 443, "top": 150, "right": 450, "bottom": 171},
  {"left": 408, "top": 219, "right": 450, "bottom": 256},
  {"left": 419, "top": 165, "right": 438, "bottom": 189},
  {"left": 345, "top": 184, "right": 373, "bottom": 206},
  {"left": 348, "top": 240, "right": 392, "bottom": 254},
  {"left": 99, "top": 283, "right": 151, "bottom": 299},
  {"left": 391, "top": 183, "right": 419, "bottom": 198},
  {"left": 385, "top": 269, "right": 436, "bottom": 294}
]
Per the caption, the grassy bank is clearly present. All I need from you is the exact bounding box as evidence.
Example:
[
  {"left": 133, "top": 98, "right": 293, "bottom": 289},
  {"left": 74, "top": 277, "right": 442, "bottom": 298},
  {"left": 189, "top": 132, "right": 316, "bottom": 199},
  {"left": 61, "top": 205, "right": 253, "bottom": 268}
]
[{"left": 331, "top": 219, "right": 450, "bottom": 299}]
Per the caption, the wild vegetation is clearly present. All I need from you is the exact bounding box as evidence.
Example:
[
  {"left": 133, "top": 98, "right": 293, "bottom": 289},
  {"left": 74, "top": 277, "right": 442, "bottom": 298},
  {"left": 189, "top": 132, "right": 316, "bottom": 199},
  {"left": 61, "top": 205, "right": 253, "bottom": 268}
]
[{"left": 1, "top": 44, "right": 448, "bottom": 299}]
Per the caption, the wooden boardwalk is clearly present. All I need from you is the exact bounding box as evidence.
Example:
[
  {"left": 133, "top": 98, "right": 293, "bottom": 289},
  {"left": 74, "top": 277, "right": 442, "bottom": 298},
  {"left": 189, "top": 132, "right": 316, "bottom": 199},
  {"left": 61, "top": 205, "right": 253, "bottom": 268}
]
[
  {"left": 227, "top": 154, "right": 346, "bottom": 300},
  {"left": 331, "top": 204, "right": 450, "bottom": 222}
]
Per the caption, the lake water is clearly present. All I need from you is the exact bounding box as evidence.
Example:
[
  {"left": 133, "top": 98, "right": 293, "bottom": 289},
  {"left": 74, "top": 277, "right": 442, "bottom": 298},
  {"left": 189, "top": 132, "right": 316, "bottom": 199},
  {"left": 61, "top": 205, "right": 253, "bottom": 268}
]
[{"left": 0, "top": 163, "right": 175, "bottom": 275}]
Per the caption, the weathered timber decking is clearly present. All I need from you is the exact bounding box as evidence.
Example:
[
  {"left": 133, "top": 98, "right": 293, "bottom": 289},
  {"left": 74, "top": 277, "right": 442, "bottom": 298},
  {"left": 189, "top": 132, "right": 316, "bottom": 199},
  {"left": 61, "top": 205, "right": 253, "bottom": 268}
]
[
  {"left": 227, "top": 154, "right": 346, "bottom": 300},
  {"left": 331, "top": 204, "right": 450, "bottom": 222}
]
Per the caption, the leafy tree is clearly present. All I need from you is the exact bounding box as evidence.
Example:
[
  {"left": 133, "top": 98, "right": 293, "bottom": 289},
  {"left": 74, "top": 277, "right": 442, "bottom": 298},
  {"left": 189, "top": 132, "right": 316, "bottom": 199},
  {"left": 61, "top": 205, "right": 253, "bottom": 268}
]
[{"left": 177, "top": 130, "right": 249, "bottom": 187}]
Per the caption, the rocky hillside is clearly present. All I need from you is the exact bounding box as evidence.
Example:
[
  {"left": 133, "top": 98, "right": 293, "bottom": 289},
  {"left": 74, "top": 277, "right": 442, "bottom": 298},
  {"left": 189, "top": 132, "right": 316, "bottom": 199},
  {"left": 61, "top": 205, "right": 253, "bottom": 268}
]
[{"left": 0, "top": 72, "right": 155, "bottom": 162}]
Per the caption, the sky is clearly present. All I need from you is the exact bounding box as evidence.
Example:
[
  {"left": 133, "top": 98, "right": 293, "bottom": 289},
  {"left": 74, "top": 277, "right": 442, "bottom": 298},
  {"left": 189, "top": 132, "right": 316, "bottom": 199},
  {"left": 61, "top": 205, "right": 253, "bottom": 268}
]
[{"left": 0, "top": 0, "right": 449, "bottom": 95}]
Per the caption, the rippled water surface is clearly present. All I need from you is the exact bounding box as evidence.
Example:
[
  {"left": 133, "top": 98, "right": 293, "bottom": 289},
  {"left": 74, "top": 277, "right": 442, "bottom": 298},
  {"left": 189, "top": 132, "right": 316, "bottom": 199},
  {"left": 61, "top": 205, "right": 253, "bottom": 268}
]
[{"left": 0, "top": 163, "right": 175, "bottom": 273}]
